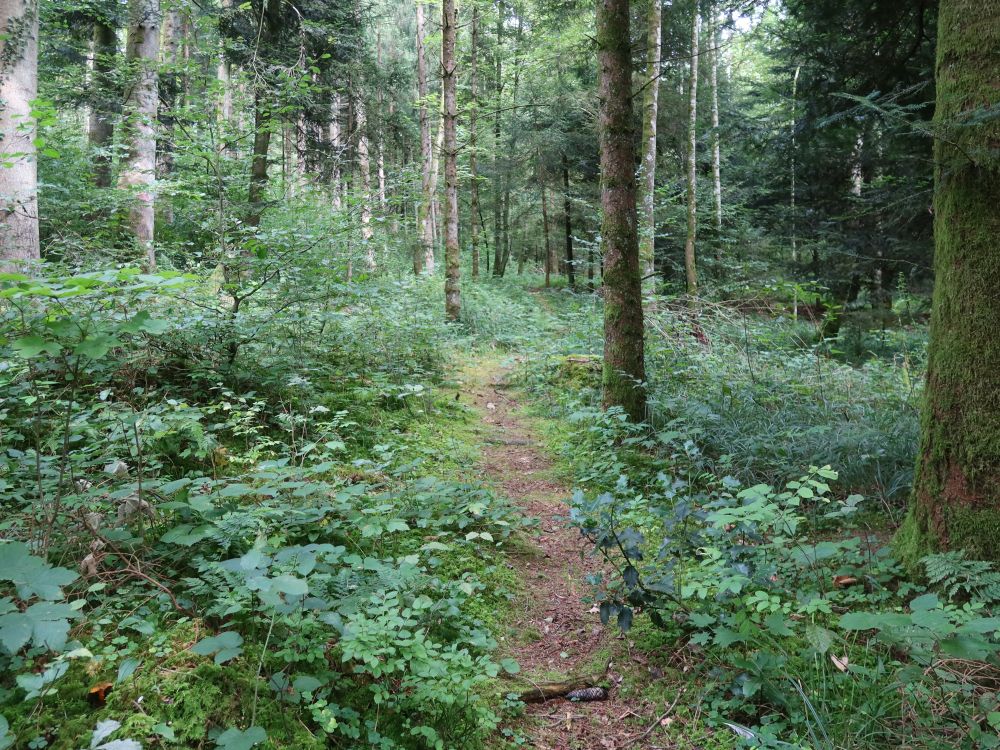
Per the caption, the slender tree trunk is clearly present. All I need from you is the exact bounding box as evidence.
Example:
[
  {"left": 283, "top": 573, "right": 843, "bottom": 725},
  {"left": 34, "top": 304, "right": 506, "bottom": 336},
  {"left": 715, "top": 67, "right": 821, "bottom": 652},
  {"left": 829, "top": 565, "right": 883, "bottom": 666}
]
[
  {"left": 639, "top": 0, "right": 661, "bottom": 279},
  {"left": 563, "top": 155, "right": 575, "bottom": 289},
  {"left": 118, "top": 0, "right": 161, "bottom": 270},
  {"left": 442, "top": 0, "right": 460, "bottom": 319},
  {"left": 683, "top": 5, "right": 700, "bottom": 297},
  {"left": 790, "top": 64, "right": 800, "bottom": 263},
  {"left": 217, "top": 0, "right": 233, "bottom": 124},
  {"left": 157, "top": 7, "right": 182, "bottom": 225},
  {"left": 88, "top": 21, "right": 117, "bottom": 189},
  {"left": 356, "top": 94, "right": 375, "bottom": 271},
  {"left": 492, "top": 0, "right": 504, "bottom": 276},
  {"left": 246, "top": 90, "right": 270, "bottom": 229},
  {"left": 598, "top": 0, "right": 646, "bottom": 422},
  {"left": 540, "top": 163, "right": 553, "bottom": 288},
  {"left": 709, "top": 4, "right": 722, "bottom": 236},
  {"left": 416, "top": 1, "right": 432, "bottom": 274},
  {"left": 375, "top": 29, "right": 387, "bottom": 212},
  {"left": 898, "top": 0, "right": 1000, "bottom": 563},
  {"left": 469, "top": 5, "right": 480, "bottom": 279},
  {"left": 329, "top": 93, "right": 343, "bottom": 209},
  {"left": 0, "top": 0, "right": 39, "bottom": 268},
  {"left": 426, "top": 111, "right": 443, "bottom": 272}
]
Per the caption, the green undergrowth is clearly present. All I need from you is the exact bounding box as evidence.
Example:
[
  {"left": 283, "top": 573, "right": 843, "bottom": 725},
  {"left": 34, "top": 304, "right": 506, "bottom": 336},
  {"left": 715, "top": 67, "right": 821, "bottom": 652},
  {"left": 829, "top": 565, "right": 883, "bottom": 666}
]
[
  {"left": 0, "top": 271, "right": 543, "bottom": 750},
  {"left": 510, "top": 289, "right": 1000, "bottom": 749}
]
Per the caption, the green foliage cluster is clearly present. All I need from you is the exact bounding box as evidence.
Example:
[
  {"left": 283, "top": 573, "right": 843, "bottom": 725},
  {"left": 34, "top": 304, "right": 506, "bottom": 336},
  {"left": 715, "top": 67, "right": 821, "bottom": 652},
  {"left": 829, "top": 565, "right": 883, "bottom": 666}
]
[
  {"left": 517, "top": 289, "right": 1000, "bottom": 749},
  {"left": 0, "top": 267, "right": 527, "bottom": 749}
]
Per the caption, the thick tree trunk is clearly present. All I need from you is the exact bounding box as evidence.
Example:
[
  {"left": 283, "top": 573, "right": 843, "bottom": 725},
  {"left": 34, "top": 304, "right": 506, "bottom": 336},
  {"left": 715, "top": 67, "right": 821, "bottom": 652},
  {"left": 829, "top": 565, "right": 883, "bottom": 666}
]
[
  {"left": 88, "top": 21, "right": 117, "bottom": 189},
  {"left": 563, "top": 155, "right": 575, "bottom": 289},
  {"left": 469, "top": 5, "right": 480, "bottom": 279},
  {"left": 597, "top": 0, "right": 646, "bottom": 423},
  {"left": 898, "top": 0, "right": 1000, "bottom": 564},
  {"left": 416, "top": 1, "right": 432, "bottom": 274},
  {"left": 246, "top": 90, "right": 270, "bottom": 229},
  {"left": 118, "top": 0, "right": 161, "bottom": 270},
  {"left": 709, "top": 4, "right": 722, "bottom": 235},
  {"left": 0, "top": 0, "right": 40, "bottom": 268},
  {"left": 683, "top": 5, "right": 700, "bottom": 297},
  {"left": 639, "top": 0, "right": 661, "bottom": 279},
  {"left": 442, "top": 0, "right": 460, "bottom": 320}
]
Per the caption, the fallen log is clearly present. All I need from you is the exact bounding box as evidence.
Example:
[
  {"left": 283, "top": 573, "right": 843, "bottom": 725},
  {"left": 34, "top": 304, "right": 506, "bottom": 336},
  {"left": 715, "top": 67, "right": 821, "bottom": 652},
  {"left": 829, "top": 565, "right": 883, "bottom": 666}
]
[{"left": 513, "top": 674, "right": 608, "bottom": 703}]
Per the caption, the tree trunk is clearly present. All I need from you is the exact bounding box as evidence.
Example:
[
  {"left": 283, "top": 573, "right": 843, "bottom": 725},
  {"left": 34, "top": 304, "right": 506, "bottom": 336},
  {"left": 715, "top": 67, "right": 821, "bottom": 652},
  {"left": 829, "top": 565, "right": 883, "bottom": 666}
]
[
  {"left": 469, "top": 5, "right": 480, "bottom": 280},
  {"left": 157, "top": 7, "right": 182, "bottom": 225},
  {"left": 246, "top": 90, "right": 271, "bottom": 229},
  {"left": 88, "top": 21, "right": 117, "bottom": 189},
  {"left": 416, "top": 1, "right": 432, "bottom": 274},
  {"left": 639, "top": 0, "right": 661, "bottom": 279},
  {"left": 217, "top": 0, "right": 233, "bottom": 124},
  {"left": 540, "top": 163, "right": 553, "bottom": 288},
  {"left": 329, "top": 92, "right": 343, "bottom": 209},
  {"left": 442, "top": 0, "right": 460, "bottom": 320},
  {"left": 426, "top": 110, "right": 443, "bottom": 273},
  {"left": 790, "top": 65, "right": 800, "bottom": 263},
  {"left": 492, "top": 0, "right": 504, "bottom": 276},
  {"left": 597, "top": 0, "right": 646, "bottom": 423},
  {"left": 118, "top": 0, "right": 161, "bottom": 271},
  {"left": 563, "top": 155, "right": 575, "bottom": 289},
  {"left": 898, "top": 0, "right": 1000, "bottom": 564},
  {"left": 356, "top": 94, "right": 375, "bottom": 271},
  {"left": 0, "top": 0, "right": 40, "bottom": 269},
  {"left": 709, "top": 3, "right": 722, "bottom": 236},
  {"left": 683, "top": 5, "right": 700, "bottom": 297}
]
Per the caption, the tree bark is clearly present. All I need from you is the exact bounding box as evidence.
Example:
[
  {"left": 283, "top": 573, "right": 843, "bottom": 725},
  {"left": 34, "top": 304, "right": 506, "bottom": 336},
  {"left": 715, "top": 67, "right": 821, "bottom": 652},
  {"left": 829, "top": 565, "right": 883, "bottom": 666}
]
[
  {"left": 355, "top": 94, "right": 375, "bottom": 271},
  {"left": 442, "top": 0, "right": 460, "bottom": 319},
  {"left": 563, "top": 155, "right": 575, "bottom": 289},
  {"left": 597, "top": 0, "right": 646, "bottom": 423},
  {"left": 329, "top": 92, "right": 343, "bottom": 209},
  {"left": 469, "top": 5, "right": 480, "bottom": 279},
  {"left": 118, "top": 0, "right": 161, "bottom": 271},
  {"left": 0, "top": 0, "right": 40, "bottom": 268},
  {"left": 709, "top": 4, "right": 722, "bottom": 235},
  {"left": 217, "top": 0, "right": 233, "bottom": 124},
  {"left": 899, "top": 0, "right": 1000, "bottom": 563},
  {"left": 639, "top": 0, "right": 660, "bottom": 279},
  {"left": 540, "top": 161, "right": 553, "bottom": 288},
  {"left": 416, "top": 1, "right": 432, "bottom": 274},
  {"left": 683, "top": 5, "right": 700, "bottom": 297},
  {"left": 790, "top": 65, "right": 800, "bottom": 263},
  {"left": 492, "top": 0, "right": 504, "bottom": 276},
  {"left": 157, "top": 7, "right": 182, "bottom": 225},
  {"left": 246, "top": 90, "right": 270, "bottom": 229},
  {"left": 88, "top": 21, "right": 117, "bottom": 189}
]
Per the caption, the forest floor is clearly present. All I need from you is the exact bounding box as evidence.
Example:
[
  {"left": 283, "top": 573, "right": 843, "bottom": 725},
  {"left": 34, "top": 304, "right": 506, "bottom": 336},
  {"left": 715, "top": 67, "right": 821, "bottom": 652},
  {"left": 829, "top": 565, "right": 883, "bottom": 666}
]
[{"left": 459, "top": 355, "right": 677, "bottom": 750}]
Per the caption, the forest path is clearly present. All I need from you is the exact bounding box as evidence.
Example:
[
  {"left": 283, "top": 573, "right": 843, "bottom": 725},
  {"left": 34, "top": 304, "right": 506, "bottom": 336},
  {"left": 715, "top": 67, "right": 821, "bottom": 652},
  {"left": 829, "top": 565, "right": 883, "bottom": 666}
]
[{"left": 458, "top": 355, "right": 639, "bottom": 750}]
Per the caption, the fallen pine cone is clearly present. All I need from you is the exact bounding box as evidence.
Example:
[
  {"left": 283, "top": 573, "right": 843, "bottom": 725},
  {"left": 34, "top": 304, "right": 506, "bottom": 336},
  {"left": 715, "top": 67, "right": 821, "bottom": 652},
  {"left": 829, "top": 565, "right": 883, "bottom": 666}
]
[{"left": 565, "top": 687, "right": 607, "bottom": 702}]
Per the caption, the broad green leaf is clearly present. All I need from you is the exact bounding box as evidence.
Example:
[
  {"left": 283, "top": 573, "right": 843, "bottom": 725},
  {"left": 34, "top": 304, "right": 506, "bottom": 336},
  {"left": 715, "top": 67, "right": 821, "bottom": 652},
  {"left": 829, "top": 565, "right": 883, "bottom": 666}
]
[
  {"left": 12, "top": 335, "right": 61, "bottom": 358},
  {"left": 73, "top": 334, "right": 121, "bottom": 359},
  {"left": 215, "top": 727, "right": 266, "bottom": 750}
]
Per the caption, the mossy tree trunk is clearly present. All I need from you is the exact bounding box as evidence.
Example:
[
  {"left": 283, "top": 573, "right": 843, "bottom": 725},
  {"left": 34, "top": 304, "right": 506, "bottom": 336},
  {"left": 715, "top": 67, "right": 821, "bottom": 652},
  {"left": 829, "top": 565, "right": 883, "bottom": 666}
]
[
  {"left": 899, "top": 0, "right": 1000, "bottom": 564},
  {"left": 597, "top": 0, "right": 646, "bottom": 423}
]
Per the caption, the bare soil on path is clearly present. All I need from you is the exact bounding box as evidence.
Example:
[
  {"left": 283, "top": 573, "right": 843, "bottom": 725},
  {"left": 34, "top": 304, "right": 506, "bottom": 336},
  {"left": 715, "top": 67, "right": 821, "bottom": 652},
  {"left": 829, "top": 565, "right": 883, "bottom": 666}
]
[{"left": 460, "top": 357, "right": 675, "bottom": 750}]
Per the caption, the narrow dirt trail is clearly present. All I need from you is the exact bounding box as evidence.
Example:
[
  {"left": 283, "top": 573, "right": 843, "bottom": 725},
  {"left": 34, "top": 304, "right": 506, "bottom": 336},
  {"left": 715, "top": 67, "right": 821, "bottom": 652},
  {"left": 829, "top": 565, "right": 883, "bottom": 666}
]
[{"left": 460, "top": 357, "right": 642, "bottom": 750}]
